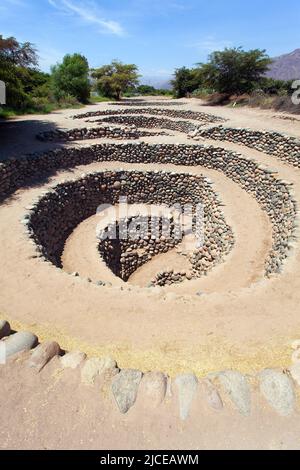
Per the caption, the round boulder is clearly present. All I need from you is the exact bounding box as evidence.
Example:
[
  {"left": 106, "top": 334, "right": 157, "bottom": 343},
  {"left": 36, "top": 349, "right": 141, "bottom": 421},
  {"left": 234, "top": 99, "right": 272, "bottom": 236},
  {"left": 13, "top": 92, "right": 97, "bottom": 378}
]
[{"left": 4, "top": 331, "right": 38, "bottom": 359}]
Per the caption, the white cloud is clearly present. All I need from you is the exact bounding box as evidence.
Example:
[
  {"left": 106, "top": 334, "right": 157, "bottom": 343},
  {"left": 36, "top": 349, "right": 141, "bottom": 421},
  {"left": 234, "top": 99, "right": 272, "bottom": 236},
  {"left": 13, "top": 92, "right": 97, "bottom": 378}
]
[
  {"left": 48, "top": 0, "right": 125, "bottom": 36},
  {"left": 188, "top": 36, "right": 233, "bottom": 53}
]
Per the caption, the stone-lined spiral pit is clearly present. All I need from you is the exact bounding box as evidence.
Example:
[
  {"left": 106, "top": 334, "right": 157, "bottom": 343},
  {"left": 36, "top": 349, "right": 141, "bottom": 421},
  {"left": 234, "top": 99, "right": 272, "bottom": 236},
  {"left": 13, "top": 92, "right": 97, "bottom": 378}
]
[
  {"left": 1, "top": 142, "right": 296, "bottom": 278},
  {"left": 73, "top": 107, "right": 226, "bottom": 124},
  {"left": 98, "top": 215, "right": 183, "bottom": 282},
  {"left": 26, "top": 169, "right": 234, "bottom": 284},
  {"left": 36, "top": 125, "right": 169, "bottom": 142},
  {"left": 97, "top": 114, "right": 198, "bottom": 134},
  {"left": 2, "top": 101, "right": 300, "bottom": 388}
]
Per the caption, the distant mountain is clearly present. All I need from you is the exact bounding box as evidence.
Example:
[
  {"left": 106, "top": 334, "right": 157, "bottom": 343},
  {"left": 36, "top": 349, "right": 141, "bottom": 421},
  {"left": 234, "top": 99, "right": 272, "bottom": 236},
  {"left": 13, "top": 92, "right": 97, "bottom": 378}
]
[
  {"left": 266, "top": 49, "right": 300, "bottom": 81},
  {"left": 141, "top": 76, "right": 172, "bottom": 90}
]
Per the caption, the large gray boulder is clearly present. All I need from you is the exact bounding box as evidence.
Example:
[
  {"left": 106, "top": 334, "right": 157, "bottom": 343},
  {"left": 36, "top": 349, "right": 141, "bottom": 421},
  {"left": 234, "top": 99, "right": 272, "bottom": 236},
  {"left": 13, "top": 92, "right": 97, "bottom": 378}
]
[
  {"left": 218, "top": 370, "right": 251, "bottom": 416},
  {"left": 174, "top": 374, "right": 198, "bottom": 421},
  {"left": 4, "top": 331, "right": 38, "bottom": 359},
  {"left": 112, "top": 369, "right": 143, "bottom": 414},
  {"left": 259, "top": 369, "right": 295, "bottom": 416}
]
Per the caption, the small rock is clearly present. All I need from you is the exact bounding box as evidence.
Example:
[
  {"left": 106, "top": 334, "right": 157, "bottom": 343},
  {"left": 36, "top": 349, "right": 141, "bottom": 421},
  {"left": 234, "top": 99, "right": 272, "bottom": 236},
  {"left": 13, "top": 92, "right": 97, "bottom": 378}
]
[
  {"left": 0, "top": 320, "right": 10, "bottom": 339},
  {"left": 174, "top": 374, "right": 198, "bottom": 421},
  {"left": 259, "top": 369, "right": 295, "bottom": 416},
  {"left": 60, "top": 351, "right": 87, "bottom": 369},
  {"left": 113, "top": 181, "right": 121, "bottom": 190},
  {"left": 218, "top": 370, "right": 251, "bottom": 416},
  {"left": 4, "top": 331, "right": 38, "bottom": 359},
  {"left": 81, "top": 356, "right": 117, "bottom": 385},
  {"left": 138, "top": 371, "right": 167, "bottom": 407},
  {"left": 112, "top": 369, "right": 143, "bottom": 414},
  {"left": 27, "top": 341, "right": 61, "bottom": 372}
]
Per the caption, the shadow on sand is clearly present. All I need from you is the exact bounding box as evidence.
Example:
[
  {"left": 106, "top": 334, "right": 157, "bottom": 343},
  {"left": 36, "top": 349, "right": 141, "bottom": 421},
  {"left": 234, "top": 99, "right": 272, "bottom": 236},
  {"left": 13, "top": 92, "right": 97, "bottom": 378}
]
[{"left": 0, "top": 118, "right": 66, "bottom": 161}]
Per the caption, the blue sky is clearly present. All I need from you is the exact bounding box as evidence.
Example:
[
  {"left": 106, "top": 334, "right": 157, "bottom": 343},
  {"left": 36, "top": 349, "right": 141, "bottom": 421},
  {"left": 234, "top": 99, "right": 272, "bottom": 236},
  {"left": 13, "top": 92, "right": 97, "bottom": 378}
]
[{"left": 1, "top": 0, "right": 300, "bottom": 82}]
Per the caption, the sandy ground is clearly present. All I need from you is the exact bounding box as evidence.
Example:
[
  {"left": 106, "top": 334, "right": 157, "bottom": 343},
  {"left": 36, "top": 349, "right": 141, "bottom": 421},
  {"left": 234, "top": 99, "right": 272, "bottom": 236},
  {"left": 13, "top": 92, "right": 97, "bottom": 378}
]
[
  {"left": 1, "top": 355, "right": 300, "bottom": 450},
  {"left": 1, "top": 97, "right": 300, "bottom": 449}
]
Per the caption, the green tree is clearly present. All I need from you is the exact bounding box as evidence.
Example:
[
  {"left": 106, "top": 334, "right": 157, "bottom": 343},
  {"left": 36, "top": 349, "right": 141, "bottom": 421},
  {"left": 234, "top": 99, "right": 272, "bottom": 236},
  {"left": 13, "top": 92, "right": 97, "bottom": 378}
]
[
  {"left": 92, "top": 60, "right": 139, "bottom": 100},
  {"left": 198, "top": 47, "right": 272, "bottom": 95},
  {"left": 259, "top": 77, "right": 294, "bottom": 96},
  {"left": 51, "top": 53, "right": 91, "bottom": 103},
  {"left": 136, "top": 85, "right": 172, "bottom": 96},
  {"left": 0, "top": 35, "right": 39, "bottom": 109},
  {"left": 137, "top": 84, "right": 157, "bottom": 95},
  {"left": 171, "top": 67, "right": 199, "bottom": 98}
]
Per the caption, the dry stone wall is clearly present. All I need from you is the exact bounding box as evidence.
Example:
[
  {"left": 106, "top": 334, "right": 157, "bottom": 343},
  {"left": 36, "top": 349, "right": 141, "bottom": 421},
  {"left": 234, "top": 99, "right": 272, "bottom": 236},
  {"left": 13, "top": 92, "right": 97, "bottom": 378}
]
[
  {"left": 98, "top": 114, "right": 197, "bottom": 133},
  {"left": 192, "top": 126, "right": 300, "bottom": 168},
  {"left": 98, "top": 216, "right": 182, "bottom": 282},
  {"left": 108, "top": 101, "right": 187, "bottom": 106},
  {"left": 0, "top": 142, "right": 296, "bottom": 276},
  {"left": 73, "top": 107, "right": 226, "bottom": 124},
  {"left": 27, "top": 169, "right": 233, "bottom": 284},
  {"left": 36, "top": 125, "right": 167, "bottom": 142}
]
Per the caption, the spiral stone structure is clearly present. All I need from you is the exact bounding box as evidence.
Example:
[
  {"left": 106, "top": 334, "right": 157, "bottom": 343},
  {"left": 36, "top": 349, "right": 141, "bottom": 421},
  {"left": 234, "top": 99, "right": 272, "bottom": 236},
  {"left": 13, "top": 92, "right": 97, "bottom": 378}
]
[
  {"left": 1, "top": 98, "right": 300, "bottom": 447},
  {"left": 0, "top": 100, "right": 300, "bottom": 390}
]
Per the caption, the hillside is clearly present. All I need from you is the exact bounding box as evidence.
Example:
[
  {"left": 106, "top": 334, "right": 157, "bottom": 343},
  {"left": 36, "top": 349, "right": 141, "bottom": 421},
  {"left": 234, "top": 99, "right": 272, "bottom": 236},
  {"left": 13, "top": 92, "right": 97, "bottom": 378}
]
[{"left": 266, "top": 49, "right": 300, "bottom": 80}]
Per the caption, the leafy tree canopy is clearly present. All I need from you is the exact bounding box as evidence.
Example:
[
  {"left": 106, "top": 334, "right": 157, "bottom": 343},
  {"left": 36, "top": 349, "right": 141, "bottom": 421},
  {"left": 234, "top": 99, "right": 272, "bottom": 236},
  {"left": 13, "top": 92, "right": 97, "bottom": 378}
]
[
  {"left": 198, "top": 47, "right": 272, "bottom": 95},
  {"left": 92, "top": 60, "right": 140, "bottom": 100},
  {"left": 0, "top": 34, "right": 40, "bottom": 109},
  {"left": 0, "top": 35, "right": 38, "bottom": 68},
  {"left": 171, "top": 67, "right": 199, "bottom": 98},
  {"left": 51, "top": 53, "right": 91, "bottom": 103}
]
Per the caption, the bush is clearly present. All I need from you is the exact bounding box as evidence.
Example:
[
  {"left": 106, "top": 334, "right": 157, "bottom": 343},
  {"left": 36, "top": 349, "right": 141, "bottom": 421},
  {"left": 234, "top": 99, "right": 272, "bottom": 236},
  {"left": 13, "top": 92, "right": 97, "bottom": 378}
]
[
  {"left": 192, "top": 87, "right": 215, "bottom": 98},
  {"left": 51, "top": 54, "right": 91, "bottom": 104}
]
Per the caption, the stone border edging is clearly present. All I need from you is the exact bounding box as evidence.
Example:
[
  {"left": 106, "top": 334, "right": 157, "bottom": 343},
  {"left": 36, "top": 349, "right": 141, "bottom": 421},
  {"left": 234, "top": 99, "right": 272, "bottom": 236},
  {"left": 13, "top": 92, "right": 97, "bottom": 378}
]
[
  {"left": 191, "top": 126, "right": 300, "bottom": 168},
  {"left": 73, "top": 106, "right": 226, "bottom": 124},
  {"left": 1, "top": 320, "right": 300, "bottom": 419},
  {"left": 36, "top": 125, "right": 169, "bottom": 142}
]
